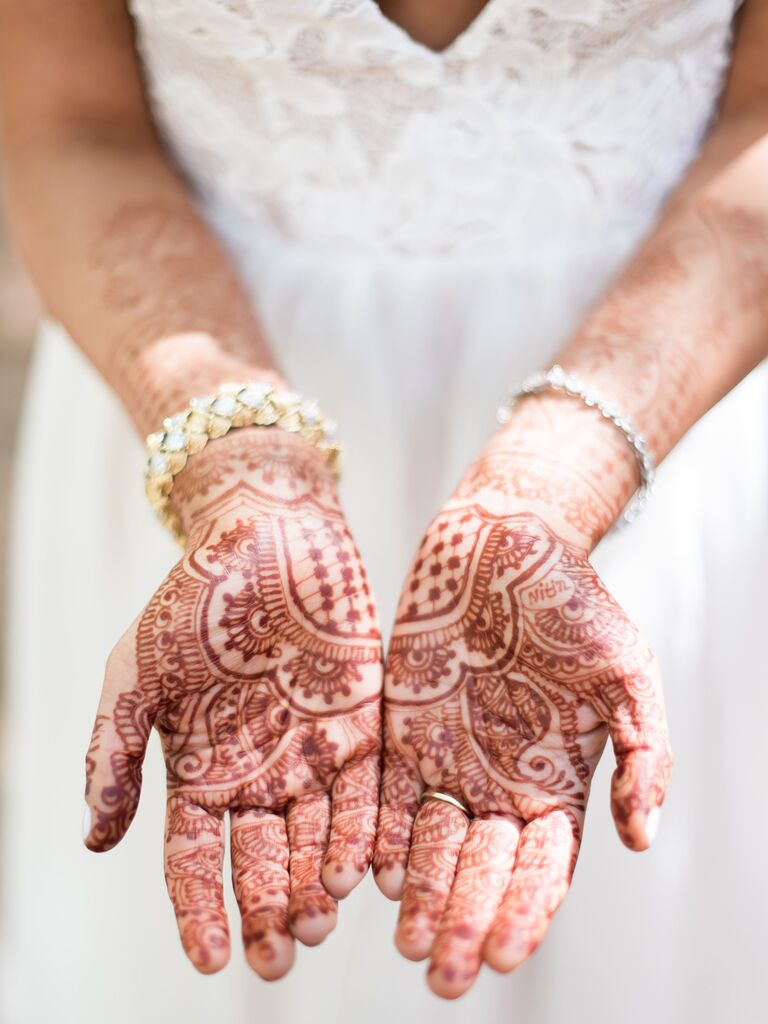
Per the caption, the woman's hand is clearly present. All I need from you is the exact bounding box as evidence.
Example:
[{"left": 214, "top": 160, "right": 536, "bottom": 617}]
[
  {"left": 374, "top": 397, "right": 673, "bottom": 998},
  {"left": 83, "top": 429, "right": 383, "bottom": 978}
]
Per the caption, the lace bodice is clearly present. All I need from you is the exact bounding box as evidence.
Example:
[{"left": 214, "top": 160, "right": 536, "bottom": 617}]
[{"left": 128, "top": 0, "right": 739, "bottom": 257}]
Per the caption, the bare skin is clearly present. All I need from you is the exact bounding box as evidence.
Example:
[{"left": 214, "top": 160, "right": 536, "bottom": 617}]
[
  {"left": 376, "top": 0, "right": 493, "bottom": 51},
  {"left": 1, "top": 0, "right": 767, "bottom": 994}
]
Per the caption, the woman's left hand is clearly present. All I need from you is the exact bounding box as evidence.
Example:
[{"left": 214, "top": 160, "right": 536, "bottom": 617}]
[{"left": 373, "top": 406, "right": 673, "bottom": 998}]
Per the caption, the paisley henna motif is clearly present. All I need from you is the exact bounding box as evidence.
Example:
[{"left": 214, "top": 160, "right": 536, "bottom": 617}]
[
  {"left": 377, "top": 469, "right": 673, "bottom": 998},
  {"left": 84, "top": 431, "right": 382, "bottom": 977}
]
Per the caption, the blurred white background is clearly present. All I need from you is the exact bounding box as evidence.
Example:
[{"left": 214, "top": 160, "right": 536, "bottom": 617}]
[{"left": 0, "top": 171, "right": 39, "bottom": 681}]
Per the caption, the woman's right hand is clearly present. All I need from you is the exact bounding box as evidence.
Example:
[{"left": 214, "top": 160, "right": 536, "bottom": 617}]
[{"left": 83, "top": 429, "right": 383, "bottom": 978}]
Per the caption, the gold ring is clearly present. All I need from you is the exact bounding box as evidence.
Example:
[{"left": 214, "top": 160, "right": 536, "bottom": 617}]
[{"left": 419, "top": 789, "right": 472, "bottom": 819}]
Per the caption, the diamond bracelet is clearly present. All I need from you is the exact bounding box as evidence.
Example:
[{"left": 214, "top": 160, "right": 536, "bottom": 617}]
[
  {"left": 145, "top": 381, "right": 341, "bottom": 546},
  {"left": 496, "top": 364, "right": 656, "bottom": 528}
]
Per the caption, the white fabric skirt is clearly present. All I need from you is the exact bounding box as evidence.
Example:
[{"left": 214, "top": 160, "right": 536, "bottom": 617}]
[{"left": 3, "top": 233, "right": 768, "bottom": 1023}]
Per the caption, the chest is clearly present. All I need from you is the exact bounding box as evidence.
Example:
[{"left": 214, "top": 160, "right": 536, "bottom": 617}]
[
  {"left": 374, "top": 0, "right": 493, "bottom": 51},
  {"left": 124, "top": 0, "right": 739, "bottom": 257}
]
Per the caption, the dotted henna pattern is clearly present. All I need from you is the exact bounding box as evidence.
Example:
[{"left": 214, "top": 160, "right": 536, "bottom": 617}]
[
  {"left": 84, "top": 433, "right": 383, "bottom": 977},
  {"left": 376, "top": 489, "right": 673, "bottom": 997}
]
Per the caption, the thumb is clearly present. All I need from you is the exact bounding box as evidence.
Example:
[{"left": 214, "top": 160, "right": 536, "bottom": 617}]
[
  {"left": 83, "top": 621, "right": 159, "bottom": 852},
  {"left": 602, "top": 654, "right": 674, "bottom": 852}
]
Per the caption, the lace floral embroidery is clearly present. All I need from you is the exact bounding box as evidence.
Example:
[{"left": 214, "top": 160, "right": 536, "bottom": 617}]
[{"left": 127, "top": 0, "right": 740, "bottom": 256}]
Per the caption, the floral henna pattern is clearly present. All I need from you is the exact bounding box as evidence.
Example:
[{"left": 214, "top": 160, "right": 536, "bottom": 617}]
[
  {"left": 84, "top": 432, "right": 383, "bottom": 978},
  {"left": 426, "top": 815, "right": 521, "bottom": 992},
  {"left": 229, "top": 808, "right": 294, "bottom": 977},
  {"left": 164, "top": 838, "right": 230, "bottom": 973},
  {"left": 385, "top": 506, "right": 671, "bottom": 821},
  {"left": 376, "top": 481, "right": 672, "bottom": 997},
  {"left": 284, "top": 793, "right": 338, "bottom": 945},
  {"left": 456, "top": 445, "right": 615, "bottom": 544},
  {"left": 395, "top": 800, "right": 470, "bottom": 959},
  {"left": 84, "top": 690, "right": 155, "bottom": 850}
]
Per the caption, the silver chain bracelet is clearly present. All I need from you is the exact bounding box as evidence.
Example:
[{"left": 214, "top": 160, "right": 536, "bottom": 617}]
[{"left": 496, "top": 364, "right": 656, "bottom": 528}]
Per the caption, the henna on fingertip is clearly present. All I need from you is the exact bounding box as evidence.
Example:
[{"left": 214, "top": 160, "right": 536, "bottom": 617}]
[
  {"left": 381, "top": 489, "right": 672, "bottom": 995},
  {"left": 85, "top": 444, "right": 383, "bottom": 975}
]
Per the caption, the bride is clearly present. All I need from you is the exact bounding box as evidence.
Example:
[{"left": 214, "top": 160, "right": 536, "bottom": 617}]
[{"left": 1, "top": 1, "right": 767, "bottom": 1022}]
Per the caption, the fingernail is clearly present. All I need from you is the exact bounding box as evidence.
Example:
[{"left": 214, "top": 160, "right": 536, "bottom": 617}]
[
  {"left": 644, "top": 806, "right": 661, "bottom": 845},
  {"left": 82, "top": 801, "right": 92, "bottom": 842}
]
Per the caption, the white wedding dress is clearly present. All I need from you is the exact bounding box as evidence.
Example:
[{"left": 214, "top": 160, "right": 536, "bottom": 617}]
[{"left": 3, "top": 2, "right": 767, "bottom": 1022}]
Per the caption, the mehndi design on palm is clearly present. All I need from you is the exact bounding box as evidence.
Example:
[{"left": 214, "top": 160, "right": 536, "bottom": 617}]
[
  {"left": 84, "top": 433, "right": 382, "bottom": 978},
  {"left": 375, "top": 488, "right": 672, "bottom": 998}
]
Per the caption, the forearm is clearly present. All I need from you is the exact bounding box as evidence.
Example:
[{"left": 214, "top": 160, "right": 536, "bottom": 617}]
[
  {"left": 2, "top": 131, "right": 280, "bottom": 435},
  {"left": 561, "top": 107, "right": 768, "bottom": 462},
  {"left": 558, "top": 0, "right": 768, "bottom": 469},
  {"left": 481, "top": 102, "right": 768, "bottom": 551}
]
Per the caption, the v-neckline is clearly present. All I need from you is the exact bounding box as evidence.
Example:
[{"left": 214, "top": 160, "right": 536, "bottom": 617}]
[{"left": 364, "top": 0, "right": 500, "bottom": 58}]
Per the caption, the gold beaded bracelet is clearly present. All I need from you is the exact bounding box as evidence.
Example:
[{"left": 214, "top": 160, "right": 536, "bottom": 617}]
[{"left": 144, "top": 381, "right": 341, "bottom": 545}]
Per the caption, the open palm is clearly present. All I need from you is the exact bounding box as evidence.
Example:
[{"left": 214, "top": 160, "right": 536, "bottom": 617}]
[
  {"left": 375, "top": 502, "right": 672, "bottom": 998},
  {"left": 84, "top": 435, "right": 382, "bottom": 978}
]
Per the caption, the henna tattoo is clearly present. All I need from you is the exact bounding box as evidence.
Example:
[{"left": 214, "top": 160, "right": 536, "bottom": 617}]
[
  {"left": 84, "top": 714, "right": 106, "bottom": 800},
  {"left": 484, "top": 810, "right": 578, "bottom": 972},
  {"left": 164, "top": 839, "right": 230, "bottom": 972},
  {"left": 91, "top": 200, "right": 280, "bottom": 434},
  {"left": 84, "top": 686, "right": 158, "bottom": 851},
  {"left": 230, "top": 808, "right": 293, "bottom": 976},
  {"left": 166, "top": 795, "right": 223, "bottom": 842},
  {"left": 85, "top": 432, "right": 382, "bottom": 976},
  {"left": 320, "top": 749, "right": 378, "bottom": 879},
  {"left": 373, "top": 746, "right": 422, "bottom": 880},
  {"left": 285, "top": 794, "right": 338, "bottom": 945},
  {"left": 460, "top": 393, "right": 640, "bottom": 551},
  {"left": 459, "top": 199, "right": 768, "bottom": 556},
  {"left": 426, "top": 816, "right": 520, "bottom": 996},
  {"left": 395, "top": 800, "right": 469, "bottom": 961},
  {"left": 172, "top": 429, "right": 332, "bottom": 510},
  {"left": 378, "top": 479, "right": 673, "bottom": 995},
  {"left": 560, "top": 199, "right": 768, "bottom": 464}
]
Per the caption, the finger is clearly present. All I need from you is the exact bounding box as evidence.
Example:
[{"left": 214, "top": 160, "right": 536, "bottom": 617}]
[
  {"left": 83, "top": 624, "right": 160, "bottom": 852},
  {"left": 483, "top": 809, "right": 579, "bottom": 974},
  {"left": 427, "top": 815, "right": 521, "bottom": 999},
  {"left": 373, "top": 744, "right": 423, "bottom": 900},
  {"left": 164, "top": 797, "right": 229, "bottom": 974},
  {"left": 323, "top": 752, "right": 379, "bottom": 898},
  {"left": 231, "top": 807, "right": 294, "bottom": 980},
  {"left": 394, "top": 798, "right": 470, "bottom": 961},
  {"left": 286, "top": 793, "right": 337, "bottom": 947},
  {"left": 600, "top": 656, "right": 674, "bottom": 851}
]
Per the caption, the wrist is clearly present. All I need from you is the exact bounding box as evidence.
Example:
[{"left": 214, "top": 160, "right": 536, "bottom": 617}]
[
  {"left": 171, "top": 428, "right": 338, "bottom": 541},
  {"left": 460, "top": 392, "right": 640, "bottom": 552},
  {"left": 118, "top": 331, "right": 287, "bottom": 437}
]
